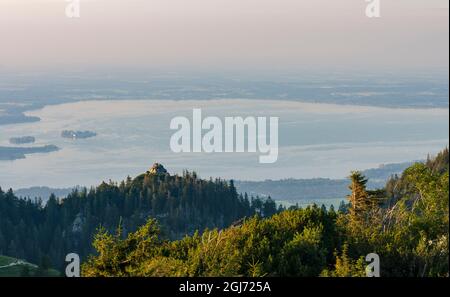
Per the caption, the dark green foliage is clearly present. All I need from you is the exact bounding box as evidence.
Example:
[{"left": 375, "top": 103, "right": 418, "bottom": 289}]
[
  {"left": 83, "top": 205, "right": 338, "bottom": 277},
  {"left": 0, "top": 170, "right": 277, "bottom": 271},
  {"left": 336, "top": 149, "right": 449, "bottom": 277},
  {"left": 1, "top": 149, "right": 448, "bottom": 277},
  {"left": 83, "top": 149, "right": 449, "bottom": 277},
  {"left": 386, "top": 147, "right": 449, "bottom": 206}
]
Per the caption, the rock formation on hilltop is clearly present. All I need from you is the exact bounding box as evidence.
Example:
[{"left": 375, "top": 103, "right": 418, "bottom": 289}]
[{"left": 148, "top": 163, "right": 168, "bottom": 175}]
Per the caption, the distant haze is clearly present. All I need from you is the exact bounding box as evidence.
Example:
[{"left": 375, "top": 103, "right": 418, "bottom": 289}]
[{"left": 0, "top": 0, "right": 448, "bottom": 72}]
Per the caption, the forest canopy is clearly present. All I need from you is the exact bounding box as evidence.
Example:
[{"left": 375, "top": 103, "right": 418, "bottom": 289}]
[
  {"left": 1, "top": 149, "right": 448, "bottom": 277},
  {"left": 82, "top": 149, "right": 449, "bottom": 277},
  {"left": 0, "top": 165, "right": 278, "bottom": 271}
]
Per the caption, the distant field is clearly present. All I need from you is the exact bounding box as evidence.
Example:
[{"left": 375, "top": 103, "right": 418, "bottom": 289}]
[{"left": 0, "top": 255, "right": 60, "bottom": 277}]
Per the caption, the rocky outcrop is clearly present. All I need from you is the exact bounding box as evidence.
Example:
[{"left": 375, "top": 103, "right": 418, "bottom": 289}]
[{"left": 148, "top": 163, "right": 168, "bottom": 175}]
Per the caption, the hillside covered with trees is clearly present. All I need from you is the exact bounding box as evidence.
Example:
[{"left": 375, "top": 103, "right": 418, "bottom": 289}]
[
  {"left": 0, "top": 164, "right": 278, "bottom": 271},
  {"left": 0, "top": 149, "right": 448, "bottom": 277},
  {"left": 82, "top": 149, "right": 449, "bottom": 277}
]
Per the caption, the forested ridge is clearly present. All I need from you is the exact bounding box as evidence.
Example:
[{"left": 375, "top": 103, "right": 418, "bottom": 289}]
[
  {"left": 82, "top": 149, "right": 449, "bottom": 277},
  {"left": 0, "top": 149, "right": 448, "bottom": 277},
  {"left": 0, "top": 164, "right": 278, "bottom": 271}
]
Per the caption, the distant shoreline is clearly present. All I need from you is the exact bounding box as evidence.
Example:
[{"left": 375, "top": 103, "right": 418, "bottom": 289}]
[
  {"left": 1, "top": 96, "right": 449, "bottom": 127},
  {"left": 11, "top": 160, "right": 420, "bottom": 202}
]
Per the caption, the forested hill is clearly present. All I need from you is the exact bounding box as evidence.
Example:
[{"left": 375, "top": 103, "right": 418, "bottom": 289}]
[
  {"left": 1, "top": 150, "right": 448, "bottom": 276},
  {"left": 83, "top": 149, "right": 449, "bottom": 277},
  {"left": 0, "top": 164, "right": 278, "bottom": 271}
]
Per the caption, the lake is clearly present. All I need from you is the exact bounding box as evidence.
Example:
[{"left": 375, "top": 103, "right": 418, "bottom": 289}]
[{"left": 0, "top": 99, "right": 448, "bottom": 189}]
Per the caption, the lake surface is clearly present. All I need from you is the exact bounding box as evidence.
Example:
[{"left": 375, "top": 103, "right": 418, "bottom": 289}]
[{"left": 0, "top": 99, "right": 448, "bottom": 189}]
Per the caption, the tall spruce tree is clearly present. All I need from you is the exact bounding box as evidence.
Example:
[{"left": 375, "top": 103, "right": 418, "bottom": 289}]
[{"left": 347, "top": 171, "right": 370, "bottom": 223}]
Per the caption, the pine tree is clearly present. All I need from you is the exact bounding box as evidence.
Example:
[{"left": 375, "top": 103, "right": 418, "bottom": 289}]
[{"left": 347, "top": 171, "right": 370, "bottom": 224}]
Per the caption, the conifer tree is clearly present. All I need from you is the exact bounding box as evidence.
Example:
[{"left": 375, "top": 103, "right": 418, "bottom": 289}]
[{"left": 347, "top": 171, "right": 370, "bottom": 223}]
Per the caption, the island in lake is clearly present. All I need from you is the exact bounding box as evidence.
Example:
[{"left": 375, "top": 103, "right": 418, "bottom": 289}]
[
  {"left": 61, "top": 130, "right": 97, "bottom": 139},
  {"left": 9, "top": 136, "right": 36, "bottom": 145},
  {"left": 0, "top": 145, "right": 59, "bottom": 161}
]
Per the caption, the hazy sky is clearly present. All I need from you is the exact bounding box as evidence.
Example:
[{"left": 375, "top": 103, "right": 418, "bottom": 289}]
[{"left": 0, "top": 0, "right": 448, "bottom": 72}]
